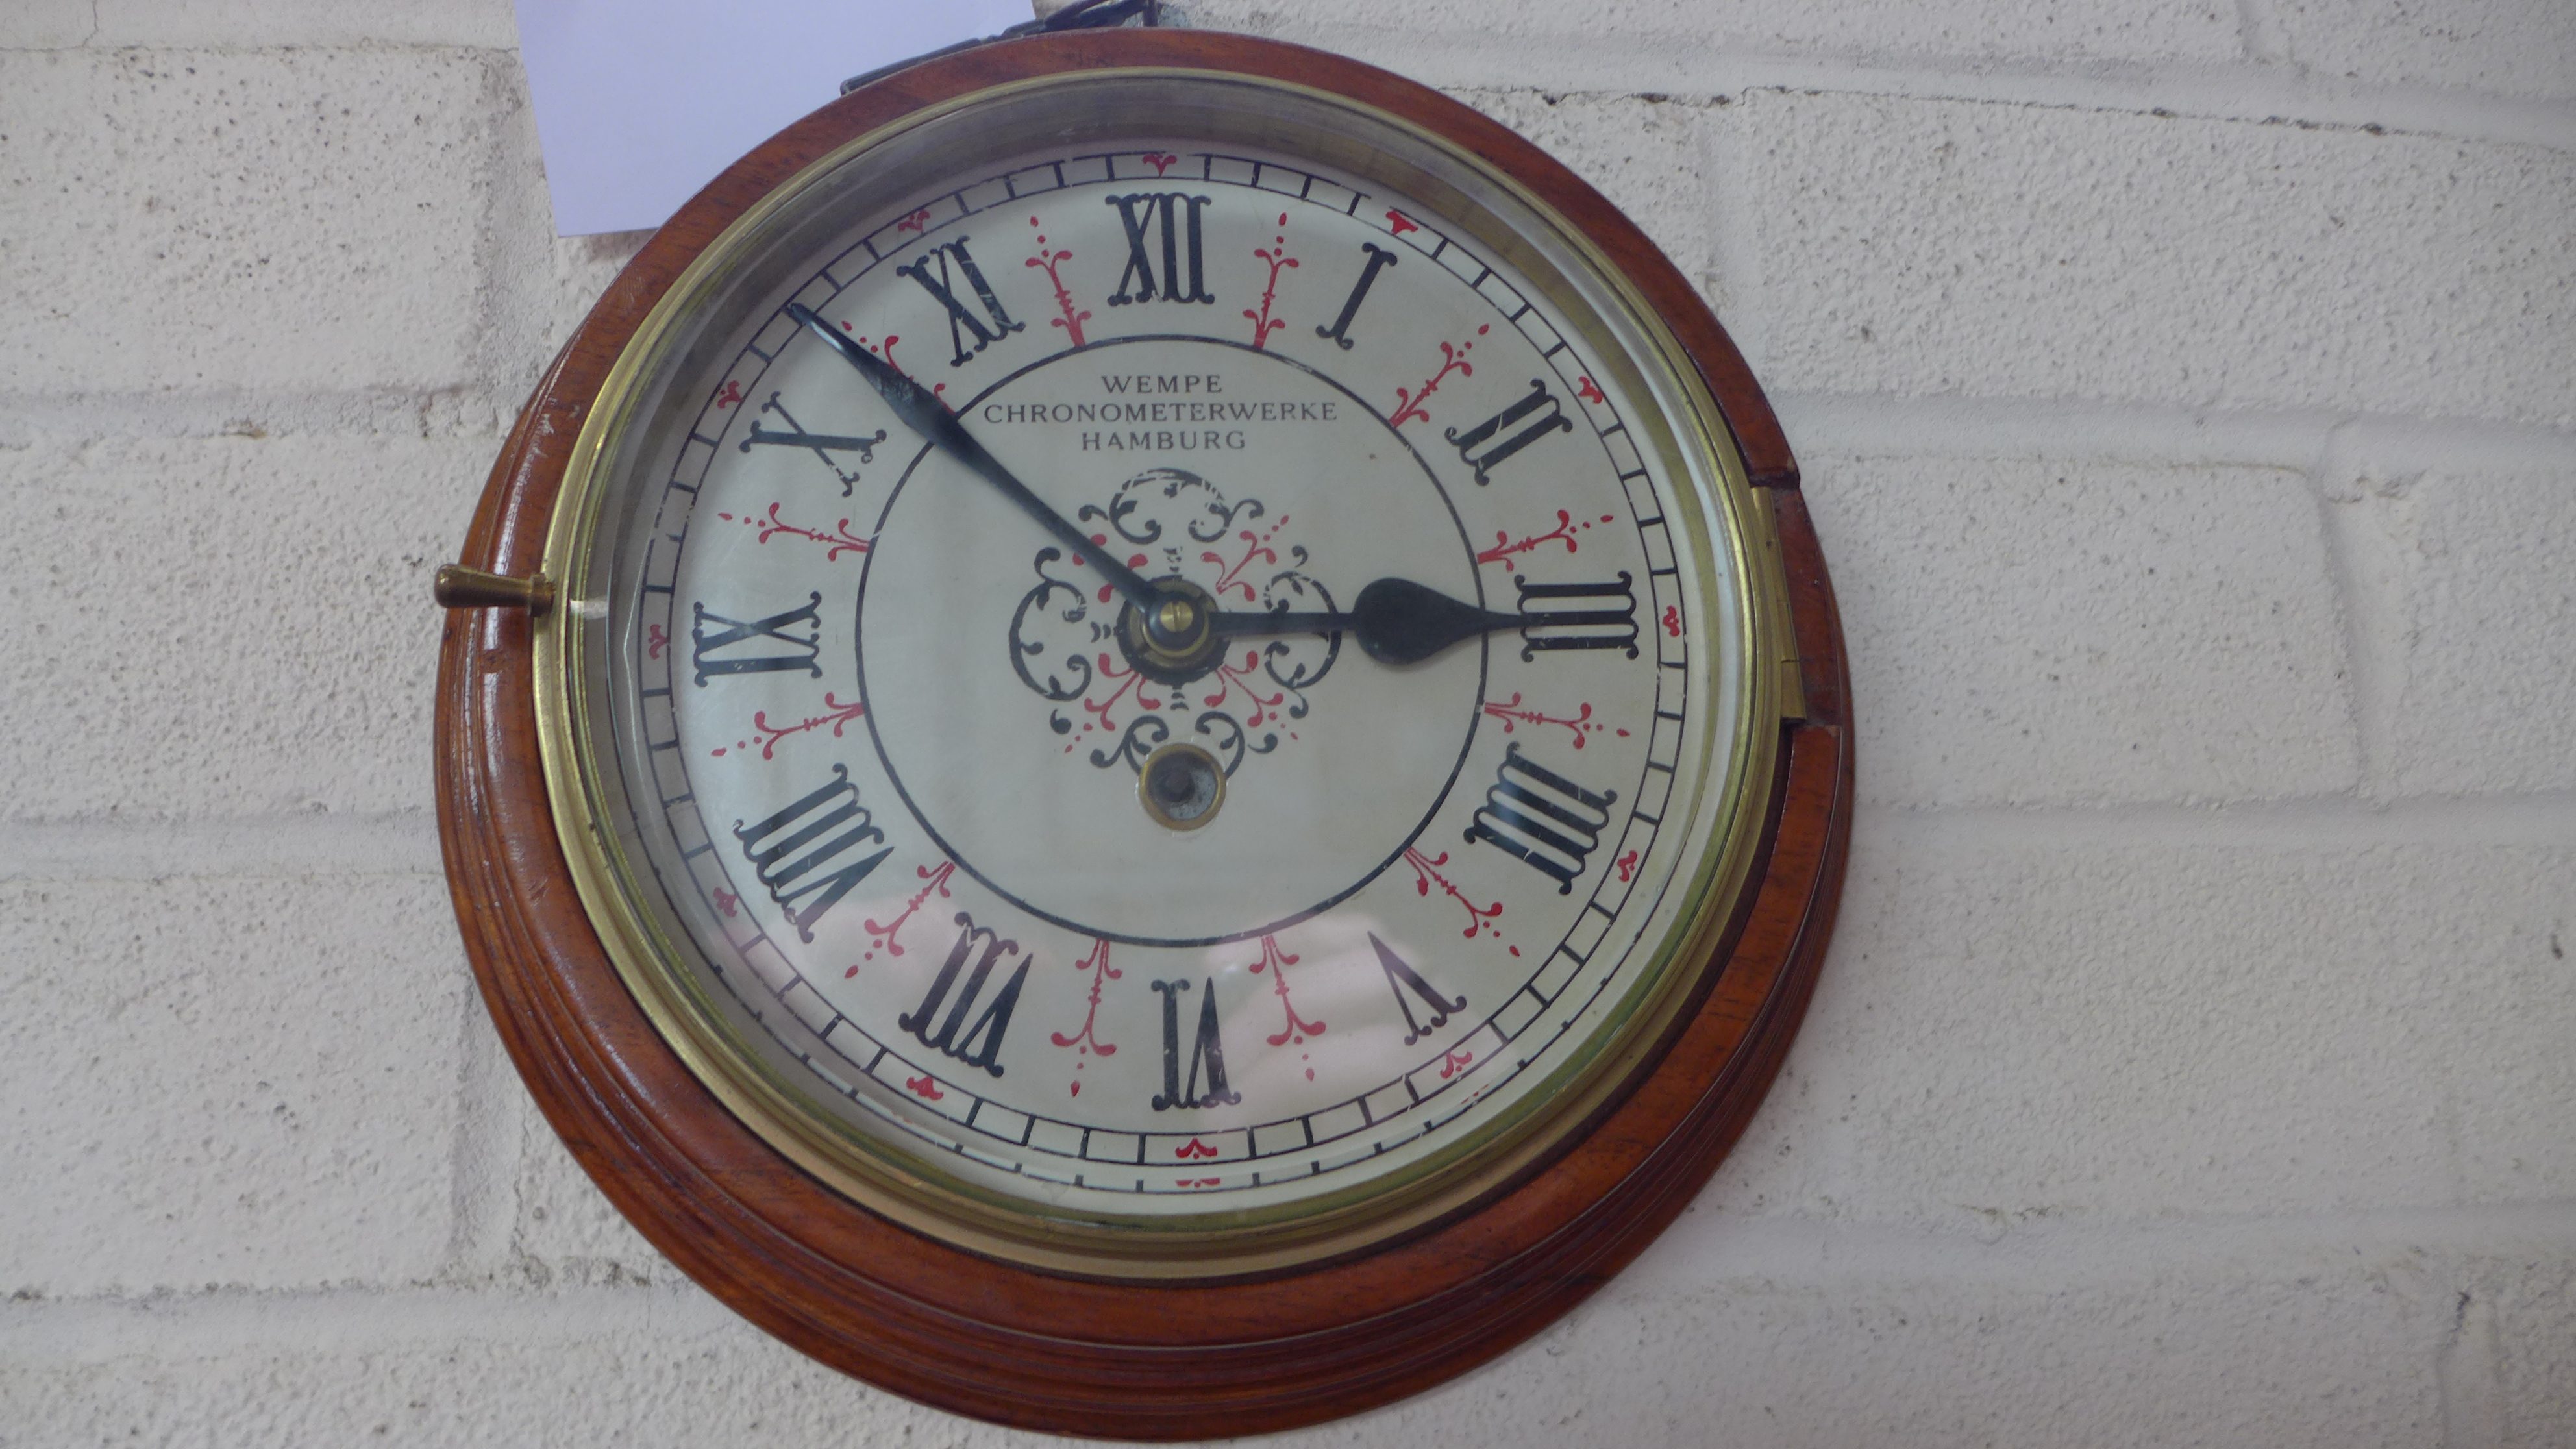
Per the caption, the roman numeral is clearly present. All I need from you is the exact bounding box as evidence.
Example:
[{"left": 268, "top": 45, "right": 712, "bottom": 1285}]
[
  {"left": 737, "top": 392, "right": 886, "bottom": 495},
  {"left": 1370, "top": 934, "right": 1465, "bottom": 1046},
  {"left": 1515, "top": 571, "right": 1641, "bottom": 659},
  {"left": 1465, "top": 743, "right": 1617, "bottom": 894},
  {"left": 895, "top": 236, "right": 1024, "bottom": 367},
  {"left": 1314, "top": 241, "right": 1398, "bottom": 350},
  {"left": 691, "top": 591, "right": 823, "bottom": 686},
  {"left": 1445, "top": 379, "right": 1573, "bottom": 486},
  {"left": 898, "top": 912, "right": 1030, "bottom": 1078},
  {"left": 1150, "top": 977, "right": 1240, "bottom": 1110},
  {"left": 1104, "top": 193, "right": 1216, "bottom": 307},
  {"left": 731, "top": 763, "right": 892, "bottom": 941}
]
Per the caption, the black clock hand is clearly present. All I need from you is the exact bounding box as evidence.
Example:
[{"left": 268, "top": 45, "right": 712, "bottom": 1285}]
[
  {"left": 784, "top": 303, "right": 1165, "bottom": 615},
  {"left": 1206, "top": 578, "right": 1522, "bottom": 666}
]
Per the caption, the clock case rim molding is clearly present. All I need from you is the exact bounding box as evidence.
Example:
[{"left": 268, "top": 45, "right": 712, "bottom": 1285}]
[
  {"left": 434, "top": 27, "right": 1852, "bottom": 1440},
  {"left": 551, "top": 64, "right": 1778, "bottom": 1272}
]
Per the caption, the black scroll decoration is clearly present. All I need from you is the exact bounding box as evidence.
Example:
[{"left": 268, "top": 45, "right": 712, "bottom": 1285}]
[{"left": 1007, "top": 468, "right": 1341, "bottom": 776}]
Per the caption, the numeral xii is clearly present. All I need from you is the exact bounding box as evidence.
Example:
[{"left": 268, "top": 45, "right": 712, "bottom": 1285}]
[{"left": 1106, "top": 193, "right": 1215, "bottom": 306}]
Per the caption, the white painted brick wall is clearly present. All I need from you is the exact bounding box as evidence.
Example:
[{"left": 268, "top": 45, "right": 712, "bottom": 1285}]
[
  {"left": 0, "top": 50, "right": 502, "bottom": 399},
  {"left": 3, "top": 0, "right": 2568, "bottom": 1443},
  {"left": 2273, "top": 0, "right": 2576, "bottom": 103},
  {"left": 1728, "top": 832, "right": 2576, "bottom": 1224},
  {"left": 1731, "top": 92, "right": 2576, "bottom": 427},
  {"left": 2358, "top": 472, "right": 2576, "bottom": 796},
  {"left": 1, "top": 875, "right": 469, "bottom": 1296},
  {"left": 0, "top": 2, "right": 515, "bottom": 49},
  {"left": 1809, "top": 454, "right": 2360, "bottom": 806},
  {"left": 1188, "top": 0, "right": 2250, "bottom": 68},
  {"left": 0, "top": 437, "right": 488, "bottom": 821}
]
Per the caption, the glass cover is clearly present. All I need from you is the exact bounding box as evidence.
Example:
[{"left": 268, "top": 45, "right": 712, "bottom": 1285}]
[{"left": 542, "top": 72, "right": 1772, "bottom": 1274}]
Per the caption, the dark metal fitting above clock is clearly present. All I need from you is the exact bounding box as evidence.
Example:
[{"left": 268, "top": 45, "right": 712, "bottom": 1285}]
[{"left": 838, "top": 0, "right": 1162, "bottom": 96}]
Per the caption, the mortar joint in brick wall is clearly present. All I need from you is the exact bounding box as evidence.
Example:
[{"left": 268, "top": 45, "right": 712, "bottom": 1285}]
[
  {"left": 0, "top": 393, "right": 521, "bottom": 449},
  {"left": 1284, "top": 33, "right": 2576, "bottom": 153},
  {"left": 10, "top": 1206, "right": 2574, "bottom": 1361},
  {"left": 1776, "top": 395, "right": 2576, "bottom": 476},
  {"left": 1864, "top": 793, "right": 2576, "bottom": 851}
]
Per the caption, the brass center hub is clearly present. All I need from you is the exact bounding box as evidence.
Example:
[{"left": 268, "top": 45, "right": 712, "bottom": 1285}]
[{"left": 1117, "top": 576, "right": 1224, "bottom": 684}]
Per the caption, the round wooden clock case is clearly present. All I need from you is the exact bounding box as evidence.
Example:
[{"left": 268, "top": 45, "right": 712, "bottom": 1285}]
[{"left": 436, "top": 28, "right": 1850, "bottom": 1440}]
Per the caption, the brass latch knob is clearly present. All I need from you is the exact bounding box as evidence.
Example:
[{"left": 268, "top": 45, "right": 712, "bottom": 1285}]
[{"left": 434, "top": 565, "right": 553, "bottom": 613}]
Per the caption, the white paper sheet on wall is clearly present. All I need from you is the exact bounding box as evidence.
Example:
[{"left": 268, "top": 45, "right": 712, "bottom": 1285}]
[{"left": 515, "top": 0, "right": 1037, "bottom": 236}]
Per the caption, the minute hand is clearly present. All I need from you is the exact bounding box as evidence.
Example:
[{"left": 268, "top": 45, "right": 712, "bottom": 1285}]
[
  {"left": 784, "top": 303, "right": 1162, "bottom": 612},
  {"left": 1207, "top": 578, "right": 1523, "bottom": 666}
]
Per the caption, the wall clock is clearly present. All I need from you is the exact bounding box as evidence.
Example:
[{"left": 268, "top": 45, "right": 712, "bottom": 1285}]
[{"left": 434, "top": 23, "right": 1849, "bottom": 1439}]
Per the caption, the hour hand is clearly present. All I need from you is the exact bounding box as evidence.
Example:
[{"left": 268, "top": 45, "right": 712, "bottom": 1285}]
[
  {"left": 1208, "top": 578, "right": 1521, "bottom": 666},
  {"left": 782, "top": 303, "right": 1165, "bottom": 615}
]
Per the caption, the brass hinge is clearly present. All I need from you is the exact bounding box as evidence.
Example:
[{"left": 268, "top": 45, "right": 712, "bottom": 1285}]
[{"left": 1745, "top": 490, "right": 1807, "bottom": 724}]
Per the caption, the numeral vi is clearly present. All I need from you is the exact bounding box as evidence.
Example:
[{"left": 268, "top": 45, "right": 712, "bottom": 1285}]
[{"left": 1150, "top": 978, "right": 1239, "bottom": 1110}]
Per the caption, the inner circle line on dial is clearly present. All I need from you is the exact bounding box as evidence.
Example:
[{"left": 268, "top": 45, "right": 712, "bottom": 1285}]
[{"left": 853, "top": 333, "right": 1489, "bottom": 950}]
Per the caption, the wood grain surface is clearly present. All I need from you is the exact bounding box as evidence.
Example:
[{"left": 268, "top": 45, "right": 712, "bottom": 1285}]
[{"left": 435, "top": 29, "right": 1849, "bottom": 1439}]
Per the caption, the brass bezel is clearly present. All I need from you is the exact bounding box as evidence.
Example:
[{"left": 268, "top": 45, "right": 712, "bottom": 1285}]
[{"left": 532, "top": 67, "right": 1791, "bottom": 1280}]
